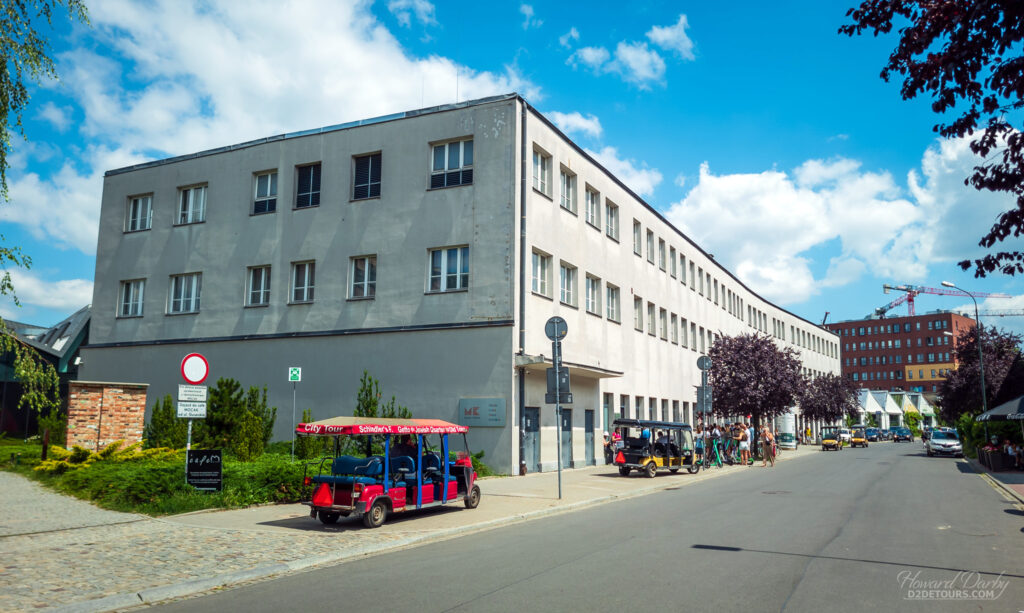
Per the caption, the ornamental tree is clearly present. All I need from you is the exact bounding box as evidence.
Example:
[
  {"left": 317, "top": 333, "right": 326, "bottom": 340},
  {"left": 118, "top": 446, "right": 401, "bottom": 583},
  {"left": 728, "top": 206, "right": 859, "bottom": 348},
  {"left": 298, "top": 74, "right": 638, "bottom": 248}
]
[
  {"left": 707, "top": 333, "right": 805, "bottom": 425},
  {"left": 840, "top": 2, "right": 1024, "bottom": 277},
  {"left": 799, "top": 373, "right": 861, "bottom": 424},
  {"left": 937, "top": 325, "right": 1022, "bottom": 422}
]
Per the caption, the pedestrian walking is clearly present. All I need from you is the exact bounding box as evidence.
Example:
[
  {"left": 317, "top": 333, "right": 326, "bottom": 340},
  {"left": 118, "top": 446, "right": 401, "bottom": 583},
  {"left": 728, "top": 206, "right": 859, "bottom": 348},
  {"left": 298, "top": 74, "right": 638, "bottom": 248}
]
[
  {"left": 760, "top": 424, "right": 775, "bottom": 467},
  {"left": 738, "top": 422, "right": 750, "bottom": 465}
]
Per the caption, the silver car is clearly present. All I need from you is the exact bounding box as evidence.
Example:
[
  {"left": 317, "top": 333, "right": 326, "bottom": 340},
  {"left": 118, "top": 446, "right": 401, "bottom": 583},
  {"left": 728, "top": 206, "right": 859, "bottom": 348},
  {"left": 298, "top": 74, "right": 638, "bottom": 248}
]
[{"left": 925, "top": 431, "right": 963, "bottom": 457}]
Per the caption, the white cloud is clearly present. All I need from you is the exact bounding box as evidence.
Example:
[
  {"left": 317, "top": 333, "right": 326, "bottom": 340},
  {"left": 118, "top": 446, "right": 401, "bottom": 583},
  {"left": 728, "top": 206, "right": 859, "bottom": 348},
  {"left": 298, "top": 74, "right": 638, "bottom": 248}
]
[
  {"left": 3, "top": 270, "right": 92, "bottom": 311},
  {"left": 646, "top": 14, "right": 695, "bottom": 60},
  {"left": 547, "top": 111, "right": 602, "bottom": 139},
  {"left": 4, "top": 0, "right": 541, "bottom": 260},
  {"left": 388, "top": 0, "right": 436, "bottom": 27},
  {"left": 520, "top": 4, "right": 542, "bottom": 30},
  {"left": 559, "top": 27, "right": 579, "bottom": 48},
  {"left": 607, "top": 42, "right": 666, "bottom": 88},
  {"left": 674, "top": 173, "right": 686, "bottom": 188},
  {"left": 37, "top": 102, "right": 73, "bottom": 132},
  {"left": 665, "top": 138, "right": 1022, "bottom": 306},
  {"left": 586, "top": 146, "right": 662, "bottom": 197},
  {"left": 569, "top": 46, "right": 610, "bottom": 72}
]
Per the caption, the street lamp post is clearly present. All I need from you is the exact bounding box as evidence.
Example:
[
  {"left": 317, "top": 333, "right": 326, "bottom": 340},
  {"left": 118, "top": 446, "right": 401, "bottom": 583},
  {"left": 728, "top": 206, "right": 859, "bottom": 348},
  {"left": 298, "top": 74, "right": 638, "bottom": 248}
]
[{"left": 941, "top": 281, "right": 987, "bottom": 418}]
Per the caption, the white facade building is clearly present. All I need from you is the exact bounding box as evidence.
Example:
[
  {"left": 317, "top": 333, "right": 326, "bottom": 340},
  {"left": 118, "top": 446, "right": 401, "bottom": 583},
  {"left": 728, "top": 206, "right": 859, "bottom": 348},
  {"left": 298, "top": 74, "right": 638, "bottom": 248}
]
[{"left": 81, "top": 94, "right": 840, "bottom": 474}]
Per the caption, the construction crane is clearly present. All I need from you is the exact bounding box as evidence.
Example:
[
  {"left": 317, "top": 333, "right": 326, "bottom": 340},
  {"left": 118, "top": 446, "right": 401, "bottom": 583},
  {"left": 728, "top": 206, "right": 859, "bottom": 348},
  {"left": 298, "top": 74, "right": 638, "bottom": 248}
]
[
  {"left": 955, "top": 309, "right": 1024, "bottom": 318},
  {"left": 874, "top": 284, "right": 1011, "bottom": 317}
]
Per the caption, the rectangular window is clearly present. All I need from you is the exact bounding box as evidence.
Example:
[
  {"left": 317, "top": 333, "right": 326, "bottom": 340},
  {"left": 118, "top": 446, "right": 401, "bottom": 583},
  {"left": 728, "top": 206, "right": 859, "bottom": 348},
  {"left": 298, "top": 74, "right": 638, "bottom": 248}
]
[
  {"left": 118, "top": 279, "right": 145, "bottom": 317},
  {"left": 169, "top": 273, "right": 201, "bottom": 314},
  {"left": 532, "top": 148, "right": 551, "bottom": 195},
  {"left": 635, "top": 396, "right": 643, "bottom": 421},
  {"left": 713, "top": 280, "right": 719, "bottom": 305},
  {"left": 646, "top": 230, "right": 655, "bottom": 264},
  {"left": 634, "top": 296, "right": 643, "bottom": 331},
  {"left": 671, "top": 313, "right": 678, "bottom": 343},
  {"left": 690, "top": 322, "right": 697, "bottom": 350},
  {"left": 253, "top": 171, "right": 277, "bottom": 214},
  {"left": 125, "top": 195, "right": 152, "bottom": 232},
  {"left": 658, "top": 239, "right": 666, "bottom": 270},
  {"left": 432, "top": 139, "right": 473, "bottom": 188},
  {"left": 291, "top": 261, "right": 315, "bottom": 303},
  {"left": 633, "top": 220, "right": 642, "bottom": 255},
  {"left": 647, "top": 302, "right": 656, "bottom": 336},
  {"left": 670, "top": 247, "right": 677, "bottom": 277},
  {"left": 700, "top": 326, "right": 706, "bottom": 353},
  {"left": 649, "top": 398, "right": 656, "bottom": 421},
  {"left": 559, "top": 262, "right": 577, "bottom": 306},
  {"left": 585, "top": 186, "right": 600, "bottom": 227},
  {"left": 353, "top": 153, "right": 382, "bottom": 200},
  {"left": 531, "top": 251, "right": 552, "bottom": 297},
  {"left": 429, "top": 246, "right": 469, "bottom": 292},
  {"left": 350, "top": 256, "right": 377, "bottom": 298},
  {"left": 698, "top": 267, "right": 704, "bottom": 295},
  {"left": 585, "top": 275, "right": 601, "bottom": 314},
  {"left": 681, "top": 317, "right": 689, "bottom": 347},
  {"left": 620, "top": 395, "right": 629, "bottom": 420},
  {"left": 659, "top": 308, "right": 668, "bottom": 340},
  {"left": 606, "top": 284, "right": 620, "bottom": 322},
  {"left": 689, "top": 262, "right": 696, "bottom": 290},
  {"left": 296, "top": 163, "right": 322, "bottom": 208},
  {"left": 178, "top": 185, "right": 207, "bottom": 224},
  {"left": 247, "top": 266, "right": 270, "bottom": 306},
  {"left": 559, "top": 168, "right": 577, "bottom": 213},
  {"left": 605, "top": 201, "right": 619, "bottom": 239}
]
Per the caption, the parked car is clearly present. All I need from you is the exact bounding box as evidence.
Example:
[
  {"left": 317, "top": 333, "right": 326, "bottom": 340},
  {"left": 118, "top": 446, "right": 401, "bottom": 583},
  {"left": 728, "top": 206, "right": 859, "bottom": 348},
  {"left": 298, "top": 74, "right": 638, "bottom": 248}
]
[
  {"left": 839, "top": 428, "right": 852, "bottom": 443},
  {"left": 865, "top": 427, "right": 880, "bottom": 442},
  {"left": 879, "top": 429, "right": 890, "bottom": 441},
  {"left": 925, "top": 430, "right": 963, "bottom": 457},
  {"left": 892, "top": 427, "right": 914, "bottom": 443}
]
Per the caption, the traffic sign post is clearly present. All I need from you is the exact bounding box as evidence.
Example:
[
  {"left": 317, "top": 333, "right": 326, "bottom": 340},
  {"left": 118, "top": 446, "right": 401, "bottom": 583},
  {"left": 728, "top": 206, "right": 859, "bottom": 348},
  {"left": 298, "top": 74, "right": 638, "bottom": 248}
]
[
  {"left": 289, "top": 367, "right": 301, "bottom": 459},
  {"left": 179, "top": 354, "right": 209, "bottom": 485},
  {"left": 697, "top": 355, "right": 712, "bottom": 417},
  {"left": 545, "top": 316, "right": 568, "bottom": 500}
]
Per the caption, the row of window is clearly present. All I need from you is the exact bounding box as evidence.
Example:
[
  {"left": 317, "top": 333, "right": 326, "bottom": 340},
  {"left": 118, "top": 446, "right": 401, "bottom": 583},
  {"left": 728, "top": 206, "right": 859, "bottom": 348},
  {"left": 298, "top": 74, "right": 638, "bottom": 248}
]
[
  {"left": 850, "top": 368, "right": 950, "bottom": 382},
  {"left": 117, "top": 246, "right": 469, "bottom": 317},
  {"left": 837, "top": 319, "right": 950, "bottom": 337},
  {"left": 845, "top": 352, "right": 952, "bottom": 367},
  {"left": 123, "top": 139, "right": 473, "bottom": 232},
  {"left": 844, "top": 335, "right": 951, "bottom": 352},
  {"left": 615, "top": 395, "right": 691, "bottom": 423}
]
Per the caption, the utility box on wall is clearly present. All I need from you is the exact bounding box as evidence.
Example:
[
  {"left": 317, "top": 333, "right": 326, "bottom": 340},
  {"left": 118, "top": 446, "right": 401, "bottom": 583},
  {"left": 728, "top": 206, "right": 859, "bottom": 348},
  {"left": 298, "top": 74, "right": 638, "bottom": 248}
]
[{"left": 67, "top": 381, "right": 148, "bottom": 450}]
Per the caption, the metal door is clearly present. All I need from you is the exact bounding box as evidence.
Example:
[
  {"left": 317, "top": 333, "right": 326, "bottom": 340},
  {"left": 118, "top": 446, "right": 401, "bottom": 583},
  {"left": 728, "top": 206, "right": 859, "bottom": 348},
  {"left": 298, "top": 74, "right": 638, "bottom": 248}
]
[
  {"left": 524, "top": 407, "right": 540, "bottom": 472},
  {"left": 560, "top": 408, "right": 573, "bottom": 468},
  {"left": 585, "top": 409, "right": 595, "bottom": 465}
]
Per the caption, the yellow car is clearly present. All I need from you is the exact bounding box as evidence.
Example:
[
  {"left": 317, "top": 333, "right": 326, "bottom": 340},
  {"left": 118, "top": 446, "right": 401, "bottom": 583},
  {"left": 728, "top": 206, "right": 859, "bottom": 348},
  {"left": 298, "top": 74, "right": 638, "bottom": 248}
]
[
  {"left": 821, "top": 427, "right": 842, "bottom": 451},
  {"left": 850, "top": 428, "right": 869, "bottom": 448}
]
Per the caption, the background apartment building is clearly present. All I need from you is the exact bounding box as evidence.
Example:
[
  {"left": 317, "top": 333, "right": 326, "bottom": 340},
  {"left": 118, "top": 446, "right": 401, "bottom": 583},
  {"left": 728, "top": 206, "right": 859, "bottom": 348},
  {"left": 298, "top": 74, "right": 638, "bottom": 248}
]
[
  {"left": 824, "top": 311, "right": 976, "bottom": 396},
  {"left": 81, "top": 94, "right": 840, "bottom": 474}
]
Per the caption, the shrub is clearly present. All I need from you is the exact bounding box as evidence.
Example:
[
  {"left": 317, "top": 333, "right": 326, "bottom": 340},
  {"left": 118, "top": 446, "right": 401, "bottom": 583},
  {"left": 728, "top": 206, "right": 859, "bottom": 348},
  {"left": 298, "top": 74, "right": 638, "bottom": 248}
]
[
  {"left": 37, "top": 408, "right": 67, "bottom": 447},
  {"left": 294, "top": 408, "right": 329, "bottom": 460},
  {"left": 143, "top": 394, "right": 188, "bottom": 449}
]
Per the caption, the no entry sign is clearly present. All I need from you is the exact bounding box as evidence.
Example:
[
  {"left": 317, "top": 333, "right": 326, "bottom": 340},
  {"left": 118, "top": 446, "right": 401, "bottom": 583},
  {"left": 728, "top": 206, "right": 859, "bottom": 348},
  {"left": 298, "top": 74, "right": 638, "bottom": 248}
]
[{"left": 181, "top": 353, "right": 209, "bottom": 385}]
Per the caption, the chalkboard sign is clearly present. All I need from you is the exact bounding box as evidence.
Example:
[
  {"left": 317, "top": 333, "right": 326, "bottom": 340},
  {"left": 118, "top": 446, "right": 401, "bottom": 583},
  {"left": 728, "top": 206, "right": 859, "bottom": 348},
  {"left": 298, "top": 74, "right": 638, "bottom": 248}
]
[{"left": 186, "top": 449, "right": 222, "bottom": 491}]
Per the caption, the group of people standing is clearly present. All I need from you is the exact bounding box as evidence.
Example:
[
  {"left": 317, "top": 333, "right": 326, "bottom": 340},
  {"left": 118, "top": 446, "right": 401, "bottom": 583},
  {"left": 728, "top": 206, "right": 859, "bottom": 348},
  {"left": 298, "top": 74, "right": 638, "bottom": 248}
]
[{"left": 695, "top": 421, "right": 777, "bottom": 467}]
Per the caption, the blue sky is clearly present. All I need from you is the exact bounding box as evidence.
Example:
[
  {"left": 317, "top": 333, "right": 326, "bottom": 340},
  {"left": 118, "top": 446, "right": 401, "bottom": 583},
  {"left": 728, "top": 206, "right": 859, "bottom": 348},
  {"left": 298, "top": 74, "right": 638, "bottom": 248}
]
[{"left": 2, "top": 0, "right": 1023, "bottom": 335}]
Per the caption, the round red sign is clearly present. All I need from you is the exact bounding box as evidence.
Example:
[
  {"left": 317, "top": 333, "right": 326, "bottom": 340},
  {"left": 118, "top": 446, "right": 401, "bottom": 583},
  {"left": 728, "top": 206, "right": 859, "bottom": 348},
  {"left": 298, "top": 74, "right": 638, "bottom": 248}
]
[{"left": 180, "top": 353, "right": 209, "bottom": 385}]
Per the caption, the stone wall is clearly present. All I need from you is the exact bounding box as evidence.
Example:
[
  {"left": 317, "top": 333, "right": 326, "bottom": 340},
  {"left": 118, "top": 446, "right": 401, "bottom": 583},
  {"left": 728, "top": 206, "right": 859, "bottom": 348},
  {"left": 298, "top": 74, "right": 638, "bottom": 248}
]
[{"left": 67, "top": 381, "right": 148, "bottom": 450}]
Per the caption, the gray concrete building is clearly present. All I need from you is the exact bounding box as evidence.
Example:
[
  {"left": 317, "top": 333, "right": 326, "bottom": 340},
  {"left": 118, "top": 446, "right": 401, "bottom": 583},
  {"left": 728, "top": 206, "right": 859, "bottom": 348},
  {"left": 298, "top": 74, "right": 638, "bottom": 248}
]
[{"left": 81, "top": 93, "right": 840, "bottom": 474}]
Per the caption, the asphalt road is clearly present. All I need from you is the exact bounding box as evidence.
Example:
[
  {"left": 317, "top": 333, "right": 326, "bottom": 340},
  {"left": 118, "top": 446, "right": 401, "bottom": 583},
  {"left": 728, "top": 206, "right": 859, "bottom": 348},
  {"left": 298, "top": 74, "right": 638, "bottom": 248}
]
[{"left": 151, "top": 443, "right": 1024, "bottom": 612}]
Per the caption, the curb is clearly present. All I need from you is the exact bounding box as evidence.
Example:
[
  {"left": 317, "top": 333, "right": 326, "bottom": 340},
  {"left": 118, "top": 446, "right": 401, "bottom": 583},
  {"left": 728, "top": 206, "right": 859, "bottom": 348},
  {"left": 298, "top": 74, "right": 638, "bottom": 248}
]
[
  {"left": 53, "top": 448, "right": 816, "bottom": 612},
  {"left": 964, "top": 459, "right": 1024, "bottom": 505}
]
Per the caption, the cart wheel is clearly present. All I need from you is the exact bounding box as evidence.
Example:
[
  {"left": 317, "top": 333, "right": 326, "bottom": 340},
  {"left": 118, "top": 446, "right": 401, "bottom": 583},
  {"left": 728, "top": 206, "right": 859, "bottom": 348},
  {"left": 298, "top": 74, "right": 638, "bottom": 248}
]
[
  {"left": 645, "top": 462, "right": 657, "bottom": 478},
  {"left": 822, "top": 446, "right": 826, "bottom": 451},
  {"left": 464, "top": 484, "right": 481, "bottom": 509},
  {"left": 318, "top": 511, "right": 340, "bottom": 525},
  {"left": 362, "top": 499, "right": 387, "bottom": 528},
  {"left": 618, "top": 466, "right": 631, "bottom": 476},
  {"left": 688, "top": 463, "right": 700, "bottom": 474}
]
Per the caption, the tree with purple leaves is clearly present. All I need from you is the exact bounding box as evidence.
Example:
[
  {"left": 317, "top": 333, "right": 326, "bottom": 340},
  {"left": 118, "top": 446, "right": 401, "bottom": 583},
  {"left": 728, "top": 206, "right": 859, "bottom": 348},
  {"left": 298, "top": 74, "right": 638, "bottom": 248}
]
[
  {"left": 707, "top": 333, "right": 805, "bottom": 427},
  {"left": 937, "top": 325, "right": 1023, "bottom": 423},
  {"left": 799, "top": 373, "right": 860, "bottom": 425}
]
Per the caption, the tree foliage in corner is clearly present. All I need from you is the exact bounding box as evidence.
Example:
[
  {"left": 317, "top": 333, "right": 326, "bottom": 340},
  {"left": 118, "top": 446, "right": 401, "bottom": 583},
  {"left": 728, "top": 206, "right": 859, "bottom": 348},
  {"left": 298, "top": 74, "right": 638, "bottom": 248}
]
[
  {"left": 142, "top": 394, "right": 188, "bottom": 449},
  {"left": 193, "top": 378, "right": 277, "bottom": 460},
  {"left": 840, "top": 2, "right": 1024, "bottom": 277},
  {"left": 354, "top": 370, "right": 411, "bottom": 419},
  {"left": 799, "top": 373, "right": 861, "bottom": 424},
  {"left": 937, "top": 325, "right": 1022, "bottom": 422},
  {"left": 707, "top": 333, "right": 805, "bottom": 425}
]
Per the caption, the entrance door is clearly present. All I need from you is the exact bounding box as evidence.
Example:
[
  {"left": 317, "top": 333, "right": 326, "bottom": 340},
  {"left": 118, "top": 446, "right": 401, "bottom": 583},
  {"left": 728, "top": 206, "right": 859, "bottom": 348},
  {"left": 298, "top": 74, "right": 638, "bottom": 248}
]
[
  {"left": 585, "top": 409, "right": 595, "bottom": 465},
  {"left": 560, "top": 408, "right": 573, "bottom": 469},
  {"left": 524, "top": 407, "right": 540, "bottom": 472}
]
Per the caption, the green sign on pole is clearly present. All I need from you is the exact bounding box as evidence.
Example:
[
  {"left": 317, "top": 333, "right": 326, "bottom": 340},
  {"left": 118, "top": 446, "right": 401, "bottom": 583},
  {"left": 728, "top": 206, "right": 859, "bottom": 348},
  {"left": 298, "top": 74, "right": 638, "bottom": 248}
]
[{"left": 288, "top": 367, "right": 302, "bottom": 382}]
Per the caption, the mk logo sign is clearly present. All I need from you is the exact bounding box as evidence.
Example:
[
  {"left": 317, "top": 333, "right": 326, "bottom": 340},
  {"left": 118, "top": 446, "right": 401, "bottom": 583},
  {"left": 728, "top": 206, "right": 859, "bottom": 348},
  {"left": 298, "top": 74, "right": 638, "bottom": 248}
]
[{"left": 464, "top": 406, "right": 480, "bottom": 417}]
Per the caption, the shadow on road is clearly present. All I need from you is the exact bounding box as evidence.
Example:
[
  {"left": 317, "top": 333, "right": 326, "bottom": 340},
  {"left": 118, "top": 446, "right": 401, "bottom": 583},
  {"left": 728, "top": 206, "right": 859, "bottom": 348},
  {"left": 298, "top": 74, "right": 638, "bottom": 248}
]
[
  {"left": 256, "top": 505, "right": 466, "bottom": 532},
  {"left": 690, "top": 544, "right": 1024, "bottom": 580}
]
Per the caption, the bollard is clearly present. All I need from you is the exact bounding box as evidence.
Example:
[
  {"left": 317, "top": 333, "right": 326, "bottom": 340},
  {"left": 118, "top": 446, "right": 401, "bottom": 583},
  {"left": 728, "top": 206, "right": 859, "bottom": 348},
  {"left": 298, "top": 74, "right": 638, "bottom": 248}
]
[{"left": 519, "top": 461, "right": 527, "bottom": 476}]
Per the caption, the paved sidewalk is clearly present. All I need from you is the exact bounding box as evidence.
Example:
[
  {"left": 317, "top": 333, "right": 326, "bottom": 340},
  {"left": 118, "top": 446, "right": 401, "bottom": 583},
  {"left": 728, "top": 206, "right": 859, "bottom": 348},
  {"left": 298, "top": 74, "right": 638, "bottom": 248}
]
[
  {"left": 1, "top": 446, "right": 817, "bottom": 612},
  {"left": 963, "top": 456, "right": 1024, "bottom": 503}
]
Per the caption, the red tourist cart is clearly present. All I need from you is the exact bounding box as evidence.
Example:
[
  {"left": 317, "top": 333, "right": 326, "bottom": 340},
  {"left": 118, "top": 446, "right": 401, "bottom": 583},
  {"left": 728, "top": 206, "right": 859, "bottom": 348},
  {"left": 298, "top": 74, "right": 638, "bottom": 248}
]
[{"left": 296, "top": 416, "right": 481, "bottom": 528}]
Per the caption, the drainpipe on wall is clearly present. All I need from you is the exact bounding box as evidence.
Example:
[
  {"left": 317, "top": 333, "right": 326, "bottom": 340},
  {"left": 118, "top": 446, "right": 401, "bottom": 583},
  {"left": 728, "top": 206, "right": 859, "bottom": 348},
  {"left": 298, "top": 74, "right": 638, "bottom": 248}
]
[{"left": 518, "top": 99, "right": 528, "bottom": 475}]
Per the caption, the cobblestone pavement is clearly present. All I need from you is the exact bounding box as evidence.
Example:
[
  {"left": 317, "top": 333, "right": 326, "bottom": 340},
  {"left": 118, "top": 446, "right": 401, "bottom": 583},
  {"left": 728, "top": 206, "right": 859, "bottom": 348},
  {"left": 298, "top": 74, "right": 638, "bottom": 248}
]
[{"left": 0, "top": 446, "right": 820, "bottom": 612}]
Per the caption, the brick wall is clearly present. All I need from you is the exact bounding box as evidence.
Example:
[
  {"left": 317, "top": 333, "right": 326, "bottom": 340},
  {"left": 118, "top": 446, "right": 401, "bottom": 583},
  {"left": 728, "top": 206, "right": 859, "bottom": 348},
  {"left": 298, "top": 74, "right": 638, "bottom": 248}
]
[{"left": 67, "top": 381, "right": 149, "bottom": 451}]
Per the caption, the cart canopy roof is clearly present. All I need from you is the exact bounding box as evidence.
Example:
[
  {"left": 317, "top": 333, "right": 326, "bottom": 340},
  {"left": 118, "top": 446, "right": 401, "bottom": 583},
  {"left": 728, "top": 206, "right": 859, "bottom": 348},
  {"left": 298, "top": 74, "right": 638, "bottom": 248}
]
[{"left": 296, "top": 416, "right": 468, "bottom": 436}]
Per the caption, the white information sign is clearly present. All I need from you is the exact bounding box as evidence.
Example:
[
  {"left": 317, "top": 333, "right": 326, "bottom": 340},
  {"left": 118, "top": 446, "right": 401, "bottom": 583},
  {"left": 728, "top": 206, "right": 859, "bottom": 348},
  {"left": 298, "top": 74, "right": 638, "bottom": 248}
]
[
  {"left": 177, "top": 401, "right": 207, "bottom": 419},
  {"left": 288, "top": 367, "right": 302, "bottom": 382},
  {"left": 178, "top": 385, "right": 208, "bottom": 402}
]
